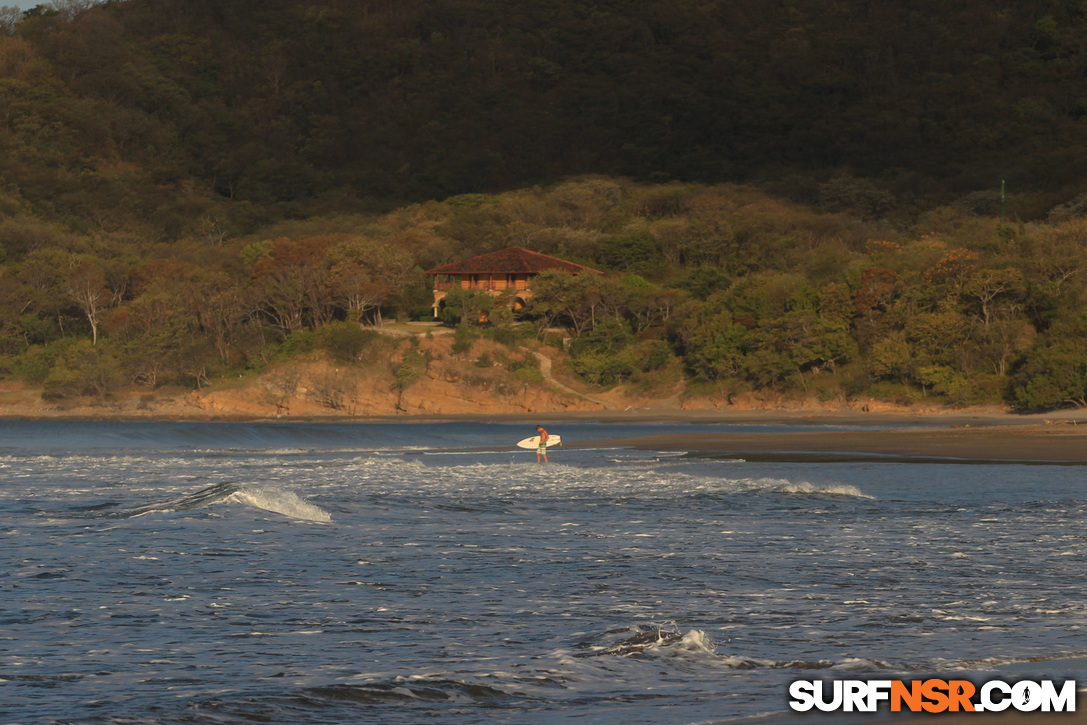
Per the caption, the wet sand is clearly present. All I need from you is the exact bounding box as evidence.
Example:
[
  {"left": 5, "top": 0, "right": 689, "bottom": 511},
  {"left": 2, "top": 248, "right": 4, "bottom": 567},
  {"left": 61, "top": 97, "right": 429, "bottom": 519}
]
[{"left": 592, "top": 422, "right": 1087, "bottom": 464}]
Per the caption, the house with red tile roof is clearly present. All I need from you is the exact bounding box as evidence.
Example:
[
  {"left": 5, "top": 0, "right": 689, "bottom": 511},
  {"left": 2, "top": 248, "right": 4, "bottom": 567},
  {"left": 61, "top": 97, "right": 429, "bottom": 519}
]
[{"left": 425, "top": 246, "right": 602, "bottom": 317}]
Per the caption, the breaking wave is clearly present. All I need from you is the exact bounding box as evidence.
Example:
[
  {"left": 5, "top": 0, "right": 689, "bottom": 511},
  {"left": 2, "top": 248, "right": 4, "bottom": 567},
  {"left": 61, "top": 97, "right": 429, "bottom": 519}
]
[
  {"left": 304, "top": 679, "right": 513, "bottom": 704},
  {"left": 569, "top": 624, "right": 896, "bottom": 672},
  {"left": 106, "top": 481, "right": 331, "bottom": 522},
  {"left": 574, "top": 624, "right": 714, "bottom": 658},
  {"left": 769, "top": 480, "right": 875, "bottom": 498}
]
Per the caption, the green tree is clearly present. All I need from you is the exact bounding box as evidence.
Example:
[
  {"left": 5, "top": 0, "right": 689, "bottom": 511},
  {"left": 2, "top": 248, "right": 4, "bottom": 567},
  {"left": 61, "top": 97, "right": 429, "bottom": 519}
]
[
  {"left": 961, "top": 268, "right": 1026, "bottom": 328},
  {"left": 316, "top": 321, "right": 375, "bottom": 363},
  {"left": 568, "top": 318, "right": 636, "bottom": 386},
  {"left": 676, "top": 302, "right": 749, "bottom": 381},
  {"left": 527, "top": 269, "right": 611, "bottom": 336},
  {"left": 671, "top": 266, "right": 730, "bottom": 300},
  {"left": 619, "top": 275, "right": 683, "bottom": 333},
  {"left": 439, "top": 286, "right": 495, "bottom": 326},
  {"left": 867, "top": 331, "right": 912, "bottom": 383},
  {"left": 41, "top": 338, "right": 120, "bottom": 399},
  {"left": 1011, "top": 314, "right": 1087, "bottom": 410},
  {"left": 595, "top": 228, "right": 662, "bottom": 274}
]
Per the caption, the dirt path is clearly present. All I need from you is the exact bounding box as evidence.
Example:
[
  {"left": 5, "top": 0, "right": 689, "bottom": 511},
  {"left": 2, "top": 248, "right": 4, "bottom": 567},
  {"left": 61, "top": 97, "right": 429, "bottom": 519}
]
[{"left": 524, "top": 350, "right": 614, "bottom": 410}]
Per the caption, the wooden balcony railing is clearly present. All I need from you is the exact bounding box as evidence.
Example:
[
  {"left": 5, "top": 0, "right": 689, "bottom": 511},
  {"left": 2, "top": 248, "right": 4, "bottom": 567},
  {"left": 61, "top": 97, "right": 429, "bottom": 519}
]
[{"left": 432, "top": 276, "right": 530, "bottom": 292}]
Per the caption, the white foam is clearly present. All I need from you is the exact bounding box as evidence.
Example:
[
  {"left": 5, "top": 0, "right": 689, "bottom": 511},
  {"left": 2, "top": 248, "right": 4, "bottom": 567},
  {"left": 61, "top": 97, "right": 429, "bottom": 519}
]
[
  {"left": 766, "top": 480, "right": 874, "bottom": 499},
  {"left": 228, "top": 487, "right": 331, "bottom": 522},
  {"left": 674, "top": 629, "right": 716, "bottom": 654}
]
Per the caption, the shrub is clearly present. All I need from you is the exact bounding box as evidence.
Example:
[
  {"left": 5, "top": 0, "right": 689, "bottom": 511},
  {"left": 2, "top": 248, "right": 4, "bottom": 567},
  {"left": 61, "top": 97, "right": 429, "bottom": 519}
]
[
  {"left": 506, "top": 354, "right": 541, "bottom": 383},
  {"left": 638, "top": 339, "right": 672, "bottom": 372},
  {"left": 408, "top": 305, "right": 436, "bottom": 321},
  {"left": 278, "top": 329, "right": 315, "bottom": 358},
  {"left": 864, "top": 381, "right": 922, "bottom": 405},
  {"left": 513, "top": 367, "right": 544, "bottom": 384},
  {"left": 487, "top": 326, "right": 522, "bottom": 346},
  {"left": 391, "top": 348, "right": 427, "bottom": 391},
  {"left": 568, "top": 318, "right": 634, "bottom": 357},
  {"left": 41, "top": 340, "right": 120, "bottom": 400},
  {"left": 317, "top": 321, "right": 376, "bottom": 362},
  {"left": 452, "top": 323, "right": 479, "bottom": 354},
  {"left": 570, "top": 350, "right": 635, "bottom": 386},
  {"left": 11, "top": 338, "right": 77, "bottom": 383}
]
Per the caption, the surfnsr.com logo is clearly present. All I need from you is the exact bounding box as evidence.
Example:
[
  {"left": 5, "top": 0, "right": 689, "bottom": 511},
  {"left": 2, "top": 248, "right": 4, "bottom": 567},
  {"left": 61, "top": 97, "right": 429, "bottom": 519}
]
[{"left": 789, "top": 678, "right": 1077, "bottom": 713}]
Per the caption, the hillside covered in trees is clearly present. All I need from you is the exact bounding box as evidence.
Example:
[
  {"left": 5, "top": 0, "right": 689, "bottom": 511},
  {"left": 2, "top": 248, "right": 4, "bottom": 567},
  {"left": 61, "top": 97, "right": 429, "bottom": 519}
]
[
  {"left": 2, "top": 0, "right": 1087, "bottom": 413},
  {"left": 6, "top": 0, "right": 1087, "bottom": 221}
]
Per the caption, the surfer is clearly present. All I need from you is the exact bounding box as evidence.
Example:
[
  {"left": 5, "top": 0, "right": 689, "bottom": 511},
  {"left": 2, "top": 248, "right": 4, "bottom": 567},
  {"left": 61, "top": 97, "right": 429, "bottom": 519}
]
[{"left": 536, "top": 425, "right": 549, "bottom": 464}]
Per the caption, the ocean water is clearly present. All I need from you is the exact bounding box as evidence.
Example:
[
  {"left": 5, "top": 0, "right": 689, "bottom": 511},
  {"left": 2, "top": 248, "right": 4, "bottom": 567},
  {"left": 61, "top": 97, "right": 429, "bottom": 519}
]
[{"left": 1, "top": 420, "right": 1085, "bottom": 724}]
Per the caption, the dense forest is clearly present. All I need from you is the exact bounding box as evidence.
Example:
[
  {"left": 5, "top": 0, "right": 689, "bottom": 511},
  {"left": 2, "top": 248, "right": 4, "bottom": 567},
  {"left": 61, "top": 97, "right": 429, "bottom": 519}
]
[{"left": 1, "top": 0, "right": 1087, "bottom": 410}]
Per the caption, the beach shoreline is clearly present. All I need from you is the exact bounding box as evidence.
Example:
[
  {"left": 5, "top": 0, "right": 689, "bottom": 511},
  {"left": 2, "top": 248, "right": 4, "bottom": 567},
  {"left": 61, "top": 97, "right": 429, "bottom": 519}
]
[
  {"left": 2, "top": 394, "right": 1086, "bottom": 463},
  {"left": 469, "top": 407, "right": 1087, "bottom": 465},
  {"left": 1, "top": 401, "right": 1083, "bottom": 425}
]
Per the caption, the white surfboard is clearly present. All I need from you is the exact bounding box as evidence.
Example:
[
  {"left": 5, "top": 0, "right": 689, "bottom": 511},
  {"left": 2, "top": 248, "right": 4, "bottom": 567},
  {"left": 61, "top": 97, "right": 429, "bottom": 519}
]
[{"left": 516, "top": 434, "right": 562, "bottom": 449}]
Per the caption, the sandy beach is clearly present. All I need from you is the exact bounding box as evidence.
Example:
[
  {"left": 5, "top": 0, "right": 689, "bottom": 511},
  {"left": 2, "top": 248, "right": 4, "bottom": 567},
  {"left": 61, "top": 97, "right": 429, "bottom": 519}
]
[
  {"left": 4, "top": 388, "right": 1087, "bottom": 464},
  {"left": 588, "top": 419, "right": 1087, "bottom": 464}
]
